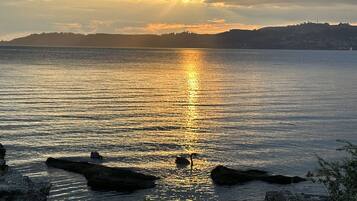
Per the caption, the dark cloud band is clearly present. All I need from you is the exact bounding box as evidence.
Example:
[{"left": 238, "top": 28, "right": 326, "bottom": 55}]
[{"left": 204, "top": 0, "right": 357, "bottom": 6}]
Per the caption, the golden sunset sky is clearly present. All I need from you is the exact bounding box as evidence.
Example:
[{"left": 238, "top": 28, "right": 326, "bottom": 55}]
[{"left": 1, "top": 0, "right": 357, "bottom": 40}]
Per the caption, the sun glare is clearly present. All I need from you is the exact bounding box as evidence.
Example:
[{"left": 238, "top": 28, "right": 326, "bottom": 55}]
[{"left": 179, "top": 50, "right": 203, "bottom": 153}]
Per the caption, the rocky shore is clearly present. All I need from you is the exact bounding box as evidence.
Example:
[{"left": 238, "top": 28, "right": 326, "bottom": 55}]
[
  {"left": 0, "top": 143, "right": 51, "bottom": 201},
  {"left": 265, "top": 191, "right": 329, "bottom": 201},
  {"left": 210, "top": 165, "right": 329, "bottom": 201},
  {"left": 1, "top": 144, "right": 330, "bottom": 201}
]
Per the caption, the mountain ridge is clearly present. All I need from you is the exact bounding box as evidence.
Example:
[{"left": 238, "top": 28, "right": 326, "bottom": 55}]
[{"left": 1, "top": 22, "right": 356, "bottom": 50}]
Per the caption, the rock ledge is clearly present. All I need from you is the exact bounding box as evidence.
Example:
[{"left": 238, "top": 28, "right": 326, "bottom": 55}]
[
  {"left": 46, "top": 157, "right": 159, "bottom": 192},
  {"left": 211, "top": 165, "right": 306, "bottom": 186},
  {"left": 265, "top": 191, "right": 329, "bottom": 201}
]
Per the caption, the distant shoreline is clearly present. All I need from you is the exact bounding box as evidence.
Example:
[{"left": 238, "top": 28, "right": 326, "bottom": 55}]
[
  {"left": 0, "top": 44, "right": 355, "bottom": 52},
  {"left": 1, "top": 22, "right": 356, "bottom": 51}
]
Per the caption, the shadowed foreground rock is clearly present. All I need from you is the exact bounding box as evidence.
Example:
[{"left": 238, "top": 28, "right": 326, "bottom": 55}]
[
  {"left": 0, "top": 143, "right": 6, "bottom": 173},
  {"left": 0, "top": 144, "right": 5, "bottom": 160},
  {"left": 46, "top": 157, "right": 159, "bottom": 192},
  {"left": 0, "top": 169, "right": 51, "bottom": 201},
  {"left": 0, "top": 143, "right": 50, "bottom": 201},
  {"left": 265, "top": 191, "right": 329, "bottom": 201},
  {"left": 211, "top": 166, "right": 306, "bottom": 185}
]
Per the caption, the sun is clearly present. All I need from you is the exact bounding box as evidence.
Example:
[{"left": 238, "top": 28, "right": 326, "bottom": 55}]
[{"left": 181, "top": 0, "right": 201, "bottom": 4}]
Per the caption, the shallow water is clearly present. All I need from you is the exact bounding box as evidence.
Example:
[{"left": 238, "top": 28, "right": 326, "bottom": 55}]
[{"left": 0, "top": 47, "right": 356, "bottom": 201}]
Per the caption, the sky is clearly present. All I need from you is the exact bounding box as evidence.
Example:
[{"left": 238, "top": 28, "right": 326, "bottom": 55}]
[{"left": 1, "top": 0, "right": 357, "bottom": 40}]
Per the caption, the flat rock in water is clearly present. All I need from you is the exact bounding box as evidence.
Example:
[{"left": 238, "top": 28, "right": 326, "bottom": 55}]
[
  {"left": 211, "top": 165, "right": 306, "bottom": 186},
  {"left": 0, "top": 168, "right": 51, "bottom": 201},
  {"left": 265, "top": 191, "right": 329, "bottom": 201},
  {"left": 0, "top": 144, "right": 5, "bottom": 160},
  {"left": 0, "top": 144, "right": 7, "bottom": 173},
  {"left": 46, "top": 157, "right": 159, "bottom": 192}
]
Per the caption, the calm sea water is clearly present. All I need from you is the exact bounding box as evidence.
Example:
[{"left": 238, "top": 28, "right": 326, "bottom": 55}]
[{"left": 0, "top": 47, "right": 356, "bottom": 201}]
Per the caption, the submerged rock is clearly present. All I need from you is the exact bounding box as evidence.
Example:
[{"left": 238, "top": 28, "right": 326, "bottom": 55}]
[
  {"left": 0, "top": 143, "right": 7, "bottom": 176},
  {"left": 46, "top": 157, "right": 159, "bottom": 192},
  {"left": 90, "top": 151, "right": 103, "bottom": 160},
  {"left": 0, "top": 143, "right": 5, "bottom": 159},
  {"left": 265, "top": 191, "right": 329, "bottom": 201},
  {"left": 0, "top": 159, "right": 5, "bottom": 167},
  {"left": 0, "top": 143, "right": 7, "bottom": 174},
  {"left": 211, "top": 165, "right": 306, "bottom": 186},
  {"left": 0, "top": 159, "right": 6, "bottom": 173}
]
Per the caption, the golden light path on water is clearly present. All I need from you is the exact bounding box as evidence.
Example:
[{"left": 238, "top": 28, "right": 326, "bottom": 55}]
[
  {"left": 183, "top": 50, "right": 201, "bottom": 154},
  {"left": 163, "top": 49, "right": 213, "bottom": 195}
]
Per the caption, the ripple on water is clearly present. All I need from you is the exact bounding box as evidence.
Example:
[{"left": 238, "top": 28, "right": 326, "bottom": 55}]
[{"left": 1, "top": 47, "right": 357, "bottom": 200}]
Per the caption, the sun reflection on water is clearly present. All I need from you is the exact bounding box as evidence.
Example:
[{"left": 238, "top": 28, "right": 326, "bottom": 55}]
[
  {"left": 187, "top": 63, "right": 199, "bottom": 128},
  {"left": 180, "top": 50, "right": 203, "bottom": 154}
]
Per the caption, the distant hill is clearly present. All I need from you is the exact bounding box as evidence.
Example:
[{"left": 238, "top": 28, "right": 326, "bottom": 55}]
[{"left": 1, "top": 23, "right": 357, "bottom": 50}]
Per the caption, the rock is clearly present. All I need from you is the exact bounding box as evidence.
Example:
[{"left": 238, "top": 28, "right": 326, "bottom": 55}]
[
  {"left": 211, "top": 165, "right": 306, "bottom": 186},
  {"left": 46, "top": 157, "right": 159, "bottom": 192},
  {"left": 0, "top": 159, "right": 8, "bottom": 176},
  {"left": 0, "top": 143, "right": 6, "bottom": 159},
  {"left": 90, "top": 151, "right": 103, "bottom": 160},
  {"left": 265, "top": 191, "right": 329, "bottom": 201},
  {"left": 87, "top": 174, "right": 156, "bottom": 191},
  {"left": 0, "top": 159, "right": 6, "bottom": 171},
  {"left": 0, "top": 168, "right": 51, "bottom": 201},
  {"left": 265, "top": 191, "right": 298, "bottom": 201},
  {"left": 306, "top": 171, "right": 314, "bottom": 178},
  {"left": 0, "top": 143, "right": 50, "bottom": 200},
  {"left": 262, "top": 175, "right": 307, "bottom": 185},
  {"left": 0, "top": 144, "right": 7, "bottom": 175}
]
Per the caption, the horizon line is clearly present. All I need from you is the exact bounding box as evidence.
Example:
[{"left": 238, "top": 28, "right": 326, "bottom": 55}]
[{"left": 2, "top": 21, "right": 355, "bottom": 42}]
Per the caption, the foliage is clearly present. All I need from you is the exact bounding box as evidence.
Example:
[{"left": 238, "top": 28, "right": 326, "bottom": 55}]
[{"left": 313, "top": 140, "right": 357, "bottom": 201}]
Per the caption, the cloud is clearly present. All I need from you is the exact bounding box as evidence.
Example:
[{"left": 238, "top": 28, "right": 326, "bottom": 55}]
[
  {"left": 0, "top": 32, "right": 32, "bottom": 41},
  {"left": 115, "top": 19, "right": 258, "bottom": 34},
  {"left": 54, "top": 23, "right": 83, "bottom": 32},
  {"left": 88, "top": 20, "right": 113, "bottom": 32},
  {"left": 204, "top": 0, "right": 357, "bottom": 7},
  {"left": 1, "top": 0, "right": 357, "bottom": 40},
  {"left": 54, "top": 20, "right": 123, "bottom": 33}
]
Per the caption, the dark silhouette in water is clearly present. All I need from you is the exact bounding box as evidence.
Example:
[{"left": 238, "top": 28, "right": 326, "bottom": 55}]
[
  {"left": 0, "top": 143, "right": 5, "bottom": 159},
  {"left": 46, "top": 157, "right": 159, "bottom": 192},
  {"left": 90, "top": 151, "right": 103, "bottom": 160},
  {"left": 1, "top": 23, "right": 356, "bottom": 50},
  {"left": 175, "top": 153, "right": 198, "bottom": 168},
  {"left": 175, "top": 156, "right": 190, "bottom": 166},
  {"left": 211, "top": 165, "right": 307, "bottom": 186},
  {"left": 0, "top": 143, "right": 7, "bottom": 172}
]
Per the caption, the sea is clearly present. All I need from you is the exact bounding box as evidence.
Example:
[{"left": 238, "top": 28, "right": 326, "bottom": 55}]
[{"left": 0, "top": 46, "right": 356, "bottom": 201}]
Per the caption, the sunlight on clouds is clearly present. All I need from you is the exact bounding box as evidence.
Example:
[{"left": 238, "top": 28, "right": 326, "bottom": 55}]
[
  {"left": 149, "top": 21, "right": 258, "bottom": 33},
  {"left": 1, "top": 0, "right": 357, "bottom": 40},
  {"left": 116, "top": 20, "right": 258, "bottom": 34},
  {"left": 0, "top": 32, "right": 32, "bottom": 41}
]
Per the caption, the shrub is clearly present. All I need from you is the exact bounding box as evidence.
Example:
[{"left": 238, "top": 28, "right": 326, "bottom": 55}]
[{"left": 313, "top": 140, "right": 357, "bottom": 201}]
